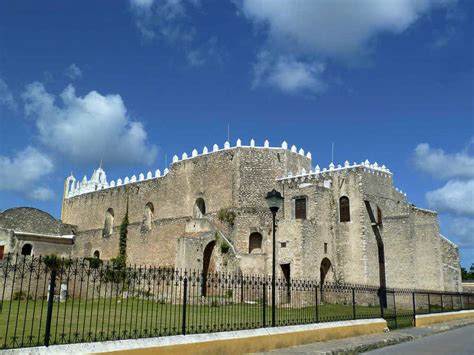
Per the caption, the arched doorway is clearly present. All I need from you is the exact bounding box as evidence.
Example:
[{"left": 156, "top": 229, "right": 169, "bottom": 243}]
[
  {"left": 194, "top": 198, "right": 206, "bottom": 218},
  {"left": 320, "top": 258, "right": 332, "bottom": 285},
  {"left": 201, "top": 240, "right": 216, "bottom": 296}
]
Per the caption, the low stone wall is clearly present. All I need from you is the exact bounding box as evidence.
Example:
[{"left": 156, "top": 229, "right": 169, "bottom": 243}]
[
  {"left": 416, "top": 309, "right": 474, "bottom": 327},
  {"left": 1, "top": 319, "right": 386, "bottom": 354}
]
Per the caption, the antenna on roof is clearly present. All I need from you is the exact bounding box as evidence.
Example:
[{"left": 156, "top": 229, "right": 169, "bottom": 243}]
[
  {"left": 227, "top": 123, "right": 230, "bottom": 142},
  {"left": 331, "top": 142, "right": 334, "bottom": 163},
  {"left": 165, "top": 154, "right": 168, "bottom": 167}
]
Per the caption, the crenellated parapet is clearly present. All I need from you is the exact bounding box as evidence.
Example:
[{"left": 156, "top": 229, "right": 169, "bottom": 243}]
[{"left": 65, "top": 138, "right": 310, "bottom": 199}]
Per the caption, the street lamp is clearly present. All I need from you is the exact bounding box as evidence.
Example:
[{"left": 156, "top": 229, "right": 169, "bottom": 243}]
[{"left": 265, "top": 188, "right": 284, "bottom": 327}]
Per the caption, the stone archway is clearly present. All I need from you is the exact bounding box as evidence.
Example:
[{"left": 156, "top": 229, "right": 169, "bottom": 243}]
[{"left": 201, "top": 240, "right": 216, "bottom": 297}]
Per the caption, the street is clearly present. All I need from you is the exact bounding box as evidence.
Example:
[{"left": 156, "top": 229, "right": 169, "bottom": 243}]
[{"left": 364, "top": 324, "right": 474, "bottom": 355}]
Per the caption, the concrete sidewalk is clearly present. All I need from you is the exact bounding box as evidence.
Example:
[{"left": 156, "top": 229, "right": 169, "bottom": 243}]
[{"left": 256, "top": 318, "right": 474, "bottom": 354}]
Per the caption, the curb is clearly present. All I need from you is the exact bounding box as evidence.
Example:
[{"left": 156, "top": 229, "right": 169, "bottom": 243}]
[{"left": 287, "top": 318, "right": 474, "bottom": 355}]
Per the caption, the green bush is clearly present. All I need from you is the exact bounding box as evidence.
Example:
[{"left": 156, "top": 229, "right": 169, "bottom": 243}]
[{"left": 217, "top": 208, "right": 236, "bottom": 226}]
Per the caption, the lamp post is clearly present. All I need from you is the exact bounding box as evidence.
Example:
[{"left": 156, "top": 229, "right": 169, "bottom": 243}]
[{"left": 265, "top": 188, "right": 284, "bottom": 327}]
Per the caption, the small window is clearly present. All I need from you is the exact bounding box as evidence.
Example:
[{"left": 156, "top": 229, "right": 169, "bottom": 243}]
[
  {"left": 103, "top": 208, "right": 114, "bottom": 237},
  {"left": 249, "top": 232, "right": 263, "bottom": 253},
  {"left": 0, "top": 245, "right": 4, "bottom": 260},
  {"left": 21, "top": 244, "right": 32, "bottom": 256},
  {"left": 281, "top": 242, "right": 287, "bottom": 248},
  {"left": 93, "top": 250, "right": 100, "bottom": 259},
  {"left": 142, "top": 202, "right": 154, "bottom": 232},
  {"left": 324, "top": 243, "right": 328, "bottom": 254},
  {"left": 339, "top": 196, "right": 350, "bottom": 222},
  {"left": 295, "top": 198, "right": 307, "bottom": 220},
  {"left": 194, "top": 198, "right": 206, "bottom": 218}
]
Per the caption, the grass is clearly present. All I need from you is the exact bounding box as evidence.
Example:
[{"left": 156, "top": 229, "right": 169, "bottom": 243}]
[{"left": 0, "top": 298, "right": 383, "bottom": 349}]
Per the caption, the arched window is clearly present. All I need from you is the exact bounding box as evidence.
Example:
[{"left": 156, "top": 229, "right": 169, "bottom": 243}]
[
  {"left": 194, "top": 198, "right": 206, "bottom": 218},
  {"left": 249, "top": 232, "right": 263, "bottom": 253},
  {"left": 339, "top": 196, "right": 350, "bottom": 222},
  {"left": 142, "top": 202, "right": 154, "bottom": 232},
  {"left": 93, "top": 250, "right": 100, "bottom": 259},
  {"left": 103, "top": 208, "right": 114, "bottom": 237},
  {"left": 377, "top": 206, "right": 383, "bottom": 225},
  {"left": 21, "top": 243, "right": 32, "bottom": 256}
]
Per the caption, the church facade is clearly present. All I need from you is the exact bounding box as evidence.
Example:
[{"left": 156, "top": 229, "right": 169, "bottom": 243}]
[{"left": 2, "top": 139, "right": 461, "bottom": 292}]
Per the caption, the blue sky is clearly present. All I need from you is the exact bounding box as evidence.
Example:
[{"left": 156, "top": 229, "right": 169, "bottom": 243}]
[{"left": 0, "top": 0, "right": 472, "bottom": 267}]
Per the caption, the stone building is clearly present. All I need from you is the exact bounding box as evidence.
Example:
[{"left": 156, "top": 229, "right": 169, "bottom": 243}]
[
  {"left": 56, "top": 138, "right": 462, "bottom": 292},
  {"left": 0, "top": 207, "right": 76, "bottom": 259}
]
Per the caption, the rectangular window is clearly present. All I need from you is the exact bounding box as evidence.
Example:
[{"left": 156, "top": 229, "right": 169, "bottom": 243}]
[
  {"left": 0, "top": 245, "right": 4, "bottom": 260},
  {"left": 324, "top": 243, "right": 328, "bottom": 254},
  {"left": 295, "top": 198, "right": 307, "bottom": 220},
  {"left": 281, "top": 242, "right": 287, "bottom": 248}
]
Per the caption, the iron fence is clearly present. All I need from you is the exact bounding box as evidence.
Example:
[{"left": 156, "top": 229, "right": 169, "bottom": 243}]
[{"left": 1, "top": 254, "right": 473, "bottom": 350}]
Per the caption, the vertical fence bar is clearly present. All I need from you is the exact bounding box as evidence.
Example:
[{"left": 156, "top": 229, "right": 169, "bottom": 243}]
[
  {"left": 44, "top": 268, "right": 57, "bottom": 347},
  {"left": 412, "top": 292, "right": 416, "bottom": 327},
  {"left": 352, "top": 287, "right": 356, "bottom": 320},
  {"left": 428, "top": 293, "right": 431, "bottom": 314},
  {"left": 262, "top": 281, "right": 266, "bottom": 327},
  {"left": 393, "top": 292, "right": 397, "bottom": 329},
  {"left": 441, "top": 294, "right": 444, "bottom": 312},
  {"left": 315, "top": 284, "right": 319, "bottom": 323},
  {"left": 182, "top": 274, "right": 187, "bottom": 335},
  {"left": 379, "top": 288, "right": 384, "bottom": 319}
]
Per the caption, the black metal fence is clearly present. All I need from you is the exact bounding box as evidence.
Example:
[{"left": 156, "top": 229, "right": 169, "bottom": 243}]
[{"left": 1, "top": 254, "right": 473, "bottom": 350}]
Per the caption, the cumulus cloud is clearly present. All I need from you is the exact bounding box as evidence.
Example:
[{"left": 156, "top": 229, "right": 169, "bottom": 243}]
[
  {"left": 413, "top": 142, "right": 474, "bottom": 180},
  {"left": 427, "top": 180, "right": 474, "bottom": 216},
  {"left": 64, "top": 64, "right": 83, "bottom": 80},
  {"left": 0, "top": 146, "right": 55, "bottom": 201},
  {"left": 253, "top": 52, "right": 326, "bottom": 93},
  {"left": 241, "top": 0, "right": 455, "bottom": 59},
  {"left": 0, "top": 78, "right": 17, "bottom": 111},
  {"left": 414, "top": 140, "right": 474, "bottom": 238},
  {"left": 240, "top": 0, "right": 455, "bottom": 93},
  {"left": 449, "top": 217, "right": 474, "bottom": 249},
  {"left": 22, "top": 82, "right": 157, "bottom": 166}
]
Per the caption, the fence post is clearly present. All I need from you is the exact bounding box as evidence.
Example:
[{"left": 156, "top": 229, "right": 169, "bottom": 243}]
[
  {"left": 182, "top": 275, "right": 188, "bottom": 335},
  {"left": 428, "top": 293, "right": 431, "bottom": 313},
  {"left": 412, "top": 292, "right": 416, "bottom": 327},
  {"left": 451, "top": 294, "right": 454, "bottom": 311},
  {"left": 441, "top": 294, "right": 444, "bottom": 312},
  {"left": 44, "top": 268, "right": 57, "bottom": 347},
  {"left": 352, "top": 287, "right": 356, "bottom": 320},
  {"left": 262, "top": 281, "right": 267, "bottom": 327},
  {"left": 315, "top": 284, "right": 319, "bottom": 323}
]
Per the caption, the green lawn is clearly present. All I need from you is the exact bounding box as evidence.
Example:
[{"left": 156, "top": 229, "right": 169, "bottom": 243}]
[{"left": 0, "top": 298, "right": 400, "bottom": 349}]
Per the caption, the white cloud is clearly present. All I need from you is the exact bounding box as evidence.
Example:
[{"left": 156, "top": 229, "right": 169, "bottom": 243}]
[
  {"left": 22, "top": 82, "right": 157, "bottom": 166},
  {"left": 253, "top": 52, "right": 326, "bottom": 93},
  {"left": 448, "top": 217, "right": 474, "bottom": 249},
  {"left": 240, "top": 0, "right": 455, "bottom": 93},
  {"left": 64, "top": 64, "right": 83, "bottom": 80},
  {"left": 427, "top": 179, "right": 474, "bottom": 216},
  {"left": 0, "top": 78, "right": 17, "bottom": 111},
  {"left": 241, "top": 0, "right": 455, "bottom": 59},
  {"left": 0, "top": 146, "right": 55, "bottom": 201},
  {"left": 414, "top": 142, "right": 474, "bottom": 180}
]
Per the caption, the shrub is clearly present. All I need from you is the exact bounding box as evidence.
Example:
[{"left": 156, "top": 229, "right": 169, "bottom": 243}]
[{"left": 217, "top": 208, "right": 236, "bottom": 226}]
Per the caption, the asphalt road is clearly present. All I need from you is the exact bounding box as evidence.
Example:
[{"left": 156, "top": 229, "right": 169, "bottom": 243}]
[{"left": 364, "top": 324, "right": 474, "bottom": 355}]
